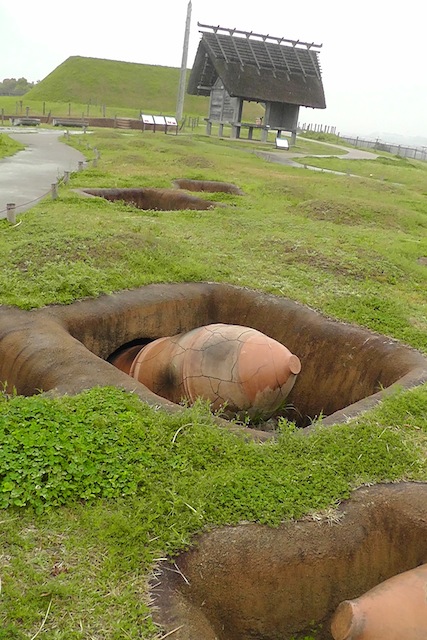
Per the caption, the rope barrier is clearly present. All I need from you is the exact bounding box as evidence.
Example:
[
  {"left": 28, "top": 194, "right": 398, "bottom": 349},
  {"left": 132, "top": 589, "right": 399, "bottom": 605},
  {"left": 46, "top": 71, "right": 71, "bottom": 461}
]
[{"left": 0, "top": 145, "right": 99, "bottom": 221}]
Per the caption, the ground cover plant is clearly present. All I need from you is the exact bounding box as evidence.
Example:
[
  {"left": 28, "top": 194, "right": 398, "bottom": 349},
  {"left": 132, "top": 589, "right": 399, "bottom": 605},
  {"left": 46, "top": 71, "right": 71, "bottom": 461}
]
[
  {"left": 1, "top": 126, "right": 427, "bottom": 638},
  {"left": 0, "top": 133, "right": 24, "bottom": 158}
]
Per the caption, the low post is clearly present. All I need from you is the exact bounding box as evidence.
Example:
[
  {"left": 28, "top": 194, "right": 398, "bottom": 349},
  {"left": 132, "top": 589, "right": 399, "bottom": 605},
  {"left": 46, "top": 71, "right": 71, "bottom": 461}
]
[
  {"left": 64, "top": 171, "right": 70, "bottom": 184},
  {"left": 6, "top": 203, "right": 16, "bottom": 225},
  {"left": 78, "top": 161, "right": 84, "bottom": 171},
  {"left": 231, "top": 124, "right": 240, "bottom": 139},
  {"left": 51, "top": 183, "right": 58, "bottom": 200},
  {"left": 92, "top": 157, "right": 98, "bottom": 167}
]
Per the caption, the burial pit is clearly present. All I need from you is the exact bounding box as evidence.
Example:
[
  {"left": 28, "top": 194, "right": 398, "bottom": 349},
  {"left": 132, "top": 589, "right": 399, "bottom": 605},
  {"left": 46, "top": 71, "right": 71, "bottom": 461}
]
[
  {"left": 151, "top": 483, "right": 427, "bottom": 640},
  {"left": 77, "top": 187, "right": 221, "bottom": 210},
  {"left": 0, "top": 283, "right": 426, "bottom": 434}
]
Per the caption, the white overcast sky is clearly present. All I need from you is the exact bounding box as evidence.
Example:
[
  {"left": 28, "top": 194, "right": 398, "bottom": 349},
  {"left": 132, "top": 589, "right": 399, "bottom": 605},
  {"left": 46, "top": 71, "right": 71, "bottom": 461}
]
[{"left": 1, "top": 0, "right": 426, "bottom": 140}]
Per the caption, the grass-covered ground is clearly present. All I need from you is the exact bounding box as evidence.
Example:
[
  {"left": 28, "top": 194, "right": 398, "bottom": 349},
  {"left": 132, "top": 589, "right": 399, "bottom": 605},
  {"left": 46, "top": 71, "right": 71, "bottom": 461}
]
[
  {"left": 0, "top": 133, "right": 24, "bottom": 158},
  {"left": 1, "top": 127, "right": 427, "bottom": 638}
]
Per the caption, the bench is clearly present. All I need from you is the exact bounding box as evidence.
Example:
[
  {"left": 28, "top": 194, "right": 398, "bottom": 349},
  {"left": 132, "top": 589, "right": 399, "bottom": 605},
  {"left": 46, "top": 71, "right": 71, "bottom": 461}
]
[
  {"left": 231, "top": 122, "right": 270, "bottom": 141},
  {"left": 11, "top": 117, "right": 40, "bottom": 126},
  {"left": 52, "top": 118, "right": 88, "bottom": 128},
  {"left": 205, "top": 119, "right": 269, "bottom": 141}
]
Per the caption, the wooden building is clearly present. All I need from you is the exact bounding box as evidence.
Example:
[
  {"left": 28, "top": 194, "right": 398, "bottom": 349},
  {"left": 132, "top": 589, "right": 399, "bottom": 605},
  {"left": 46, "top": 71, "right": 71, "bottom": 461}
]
[{"left": 187, "top": 24, "right": 326, "bottom": 143}]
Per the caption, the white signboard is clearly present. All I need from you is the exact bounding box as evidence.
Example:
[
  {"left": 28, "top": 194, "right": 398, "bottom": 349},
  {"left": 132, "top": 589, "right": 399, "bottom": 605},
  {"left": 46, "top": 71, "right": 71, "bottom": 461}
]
[
  {"left": 141, "top": 114, "right": 154, "bottom": 124},
  {"left": 165, "top": 116, "right": 177, "bottom": 126},
  {"left": 153, "top": 115, "right": 166, "bottom": 125}
]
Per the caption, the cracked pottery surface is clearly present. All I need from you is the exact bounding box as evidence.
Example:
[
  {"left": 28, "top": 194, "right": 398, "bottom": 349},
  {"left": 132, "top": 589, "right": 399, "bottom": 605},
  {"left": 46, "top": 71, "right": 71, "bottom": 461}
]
[{"left": 125, "top": 324, "right": 301, "bottom": 419}]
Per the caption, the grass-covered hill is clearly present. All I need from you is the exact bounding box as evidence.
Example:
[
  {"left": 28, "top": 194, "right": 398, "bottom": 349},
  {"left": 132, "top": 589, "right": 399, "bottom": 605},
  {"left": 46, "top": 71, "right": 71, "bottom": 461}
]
[
  {"left": 22, "top": 55, "right": 264, "bottom": 120},
  {"left": 25, "top": 55, "right": 208, "bottom": 115}
]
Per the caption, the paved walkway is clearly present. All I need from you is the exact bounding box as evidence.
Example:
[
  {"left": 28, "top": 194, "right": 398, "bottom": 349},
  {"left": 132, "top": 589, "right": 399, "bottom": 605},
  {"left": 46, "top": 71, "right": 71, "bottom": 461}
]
[
  {"left": 256, "top": 137, "right": 378, "bottom": 173},
  {"left": 0, "top": 129, "right": 86, "bottom": 220}
]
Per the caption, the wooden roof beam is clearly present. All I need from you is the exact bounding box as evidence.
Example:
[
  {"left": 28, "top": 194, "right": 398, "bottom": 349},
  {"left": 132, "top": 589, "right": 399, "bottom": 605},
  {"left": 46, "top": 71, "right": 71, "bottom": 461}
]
[
  {"left": 276, "top": 42, "right": 292, "bottom": 76},
  {"left": 198, "top": 22, "right": 322, "bottom": 50},
  {"left": 245, "top": 34, "right": 262, "bottom": 74},
  {"left": 293, "top": 47, "right": 307, "bottom": 77},
  {"left": 229, "top": 30, "right": 246, "bottom": 70},
  {"left": 260, "top": 37, "right": 278, "bottom": 78},
  {"left": 205, "top": 32, "right": 230, "bottom": 63}
]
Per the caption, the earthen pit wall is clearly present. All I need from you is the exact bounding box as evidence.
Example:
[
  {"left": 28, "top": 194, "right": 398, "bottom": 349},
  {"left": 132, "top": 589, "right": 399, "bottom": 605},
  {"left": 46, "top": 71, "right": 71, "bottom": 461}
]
[
  {"left": 152, "top": 483, "right": 427, "bottom": 640},
  {"left": 0, "top": 283, "right": 426, "bottom": 429}
]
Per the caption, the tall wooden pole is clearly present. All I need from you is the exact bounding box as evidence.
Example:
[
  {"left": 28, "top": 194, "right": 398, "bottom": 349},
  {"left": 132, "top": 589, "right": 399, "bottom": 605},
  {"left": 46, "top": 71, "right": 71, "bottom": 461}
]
[{"left": 176, "top": 0, "right": 192, "bottom": 122}]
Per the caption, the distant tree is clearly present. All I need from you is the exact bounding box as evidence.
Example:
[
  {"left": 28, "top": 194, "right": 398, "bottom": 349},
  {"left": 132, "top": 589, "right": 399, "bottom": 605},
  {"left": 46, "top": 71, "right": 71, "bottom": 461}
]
[{"left": 0, "top": 77, "right": 35, "bottom": 96}]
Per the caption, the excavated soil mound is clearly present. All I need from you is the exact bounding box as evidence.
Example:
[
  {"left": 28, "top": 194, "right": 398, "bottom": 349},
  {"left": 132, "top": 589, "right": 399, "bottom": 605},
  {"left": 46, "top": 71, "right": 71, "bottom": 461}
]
[
  {"left": 77, "top": 187, "right": 220, "bottom": 210},
  {"left": 0, "top": 283, "right": 426, "bottom": 433},
  {"left": 151, "top": 482, "right": 427, "bottom": 640},
  {"left": 173, "top": 179, "right": 244, "bottom": 195}
]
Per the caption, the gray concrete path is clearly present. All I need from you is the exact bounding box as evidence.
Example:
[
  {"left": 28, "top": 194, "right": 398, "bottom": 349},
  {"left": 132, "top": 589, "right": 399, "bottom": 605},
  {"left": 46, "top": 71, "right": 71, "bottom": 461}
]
[
  {"left": 257, "top": 136, "right": 378, "bottom": 170},
  {"left": 0, "top": 129, "right": 86, "bottom": 220}
]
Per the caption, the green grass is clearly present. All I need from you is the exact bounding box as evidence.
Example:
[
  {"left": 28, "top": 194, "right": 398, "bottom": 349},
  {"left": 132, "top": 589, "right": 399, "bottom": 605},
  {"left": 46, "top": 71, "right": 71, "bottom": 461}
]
[
  {"left": 1, "top": 125, "right": 427, "bottom": 638},
  {"left": 0, "top": 133, "right": 24, "bottom": 158},
  {"left": 1, "top": 384, "right": 426, "bottom": 638}
]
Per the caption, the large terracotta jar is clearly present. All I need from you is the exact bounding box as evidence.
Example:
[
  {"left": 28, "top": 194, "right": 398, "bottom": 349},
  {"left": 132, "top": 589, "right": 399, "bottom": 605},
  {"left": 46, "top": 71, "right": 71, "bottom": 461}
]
[
  {"left": 109, "top": 344, "right": 143, "bottom": 374},
  {"left": 126, "top": 323, "right": 301, "bottom": 420},
  {"left": 331, "top": 563, "right": 427, "bottom": 640}
]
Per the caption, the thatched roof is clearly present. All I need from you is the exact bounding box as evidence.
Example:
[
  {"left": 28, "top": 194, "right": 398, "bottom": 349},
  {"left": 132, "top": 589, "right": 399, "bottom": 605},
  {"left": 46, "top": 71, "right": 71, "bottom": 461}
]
[{"left": 188, "top": 26, "right": 326, "bottom": 109}]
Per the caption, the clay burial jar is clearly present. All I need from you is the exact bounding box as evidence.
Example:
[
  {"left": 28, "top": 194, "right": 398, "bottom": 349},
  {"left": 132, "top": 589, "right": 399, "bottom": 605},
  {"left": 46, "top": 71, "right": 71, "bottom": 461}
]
[
  {"left": 331, "top": 562, "right": 427, "bottom": 640},
  {"left": 127, "top": 323, "right": 301, "bottom": 419}
]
